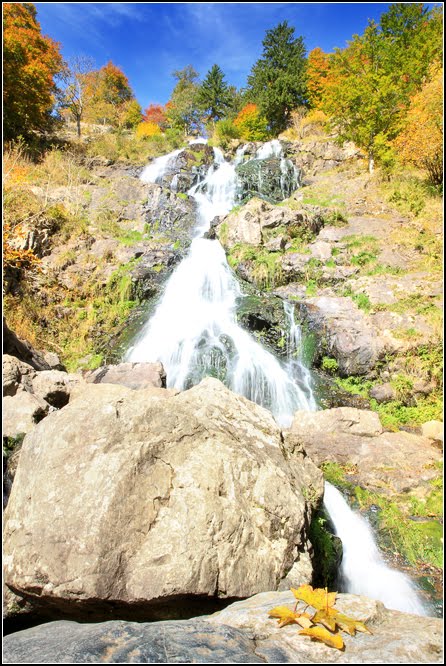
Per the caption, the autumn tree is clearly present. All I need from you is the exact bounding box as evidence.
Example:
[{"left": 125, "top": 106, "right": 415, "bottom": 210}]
[
  {"left": 61, "top": 55, "right": 95, "bottom": 137},
  {"left": 234, "top": 103, "right": 269, "bottom": 141},
  {"left": 3, "top": 2, "right": 64, "bottom": 140},
  {"left": 166, "top": 65, "right": 202, "bottom": 136},
  {"left": 307, "top": 48, "right": 330, "bottom": 110},
  {"left": 83, "top": 61, "right": 137, "bottom": 127},
  {"left": 247, "top": 21, "right": 307, "bottom": 133},
  {"left": 197, "top": 64, "right": 232, "bottom": 124},
  {"left": 142, "top": 104, "right": 168, "bottom": 129},
  {"left": 394, "top": 65, "right": 443, "bottom": 184}
]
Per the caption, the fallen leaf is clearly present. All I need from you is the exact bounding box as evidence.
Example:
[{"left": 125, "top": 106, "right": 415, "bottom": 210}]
[
  {"left": 312, "top": 608, "right": 372, "bottom": 636},
  {"left": 268, "top": 606, "right": 313, "bottom": 629},
  {"left": 291, "top": 584, "right": 337, "bottom": 611},
  {"left": 299, "top": 626, "right": 345, "bottom": 650}
]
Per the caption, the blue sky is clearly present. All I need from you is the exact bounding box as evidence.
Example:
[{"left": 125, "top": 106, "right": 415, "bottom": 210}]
[{"left": 34, "top": 3, "right": 416, "bottom": 110}]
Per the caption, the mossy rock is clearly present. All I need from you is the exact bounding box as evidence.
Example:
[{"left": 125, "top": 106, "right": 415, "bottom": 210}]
[{"left": 236, "top": 157, "right": 299, "bottom": 204}]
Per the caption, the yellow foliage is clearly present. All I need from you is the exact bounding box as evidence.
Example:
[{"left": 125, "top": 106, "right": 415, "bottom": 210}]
[
  {"left": 135, "top": 121, "right": 162, "bottom": 139},
  {"left": 394, "top": 65, "right": 443, "bottom": 184},
  {"left": 268, "top": 586, "right": 371, "bottom": 652}
]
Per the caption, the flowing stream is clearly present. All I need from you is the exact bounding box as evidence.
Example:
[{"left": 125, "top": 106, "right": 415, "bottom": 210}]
[
  {"left": 128, "top": 141, "right": 314, "bottom": 426},
  {"left": 127, "top": 141, "right": 428, "bottom": 615}
]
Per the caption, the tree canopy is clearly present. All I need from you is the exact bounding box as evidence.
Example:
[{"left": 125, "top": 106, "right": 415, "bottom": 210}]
[
  {"left": 3, "top": 2, "right": 64, "bottom": 140},
  {"left": 197, "top": 64, "right": 232, "bottom": 124},
  {"left": 247, "top": 21, "right": 307, "bottom": 133}
]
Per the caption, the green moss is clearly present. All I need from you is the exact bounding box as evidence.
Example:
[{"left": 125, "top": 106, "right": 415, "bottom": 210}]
[
  {"left": 305, "top": 279, "right": 318, "bottom": 297},
  {"left": 335, "top": 376, "right": 373, "bottom": 398},
  {"left": 354, "top": 485, "right": 443, "bottom": 569},
  {"left": 352, "top": 292, "right": 372, "bottom": 312},
  {"left": 309, "top": 511, "right": 342, "bottom": 588},
  {"left": 227, "top": 243, "right": 283, "bottom": 289},
  {"left": 370, "top": 395, "right": 443, "bottom": 430},
  {"left": 320, "top": 461, "right": 355, "bottom": 492},
  {"left": 176, "top": 192, "right": 188, "bottom": 200},
  {"left": 321, "top": 356, "right": 339, "bottom": 374},
  {"left": 218, "top": 221, "right": 229, "bottom": 246}
]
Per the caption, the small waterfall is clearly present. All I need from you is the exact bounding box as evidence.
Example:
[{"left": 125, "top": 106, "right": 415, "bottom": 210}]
[
  {"left": 323, "top": 482, "right": 427, "bottom": 616},
  {"left": 283, "top": 301, "right": 317, "bottom": 410},
  {"left": 139, "top": 148, "right": 182, "bottom": 184},
  {"left": 127, "top": 144, "right": 314, "bottom": 426}
]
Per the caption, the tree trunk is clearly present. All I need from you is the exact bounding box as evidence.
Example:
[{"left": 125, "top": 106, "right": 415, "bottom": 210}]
[
  {"left": 76, "top": 116, "right": 81, "bottom": 137},
  {"left": 368, "top": 154, "right": 375, "bottom": 174}
]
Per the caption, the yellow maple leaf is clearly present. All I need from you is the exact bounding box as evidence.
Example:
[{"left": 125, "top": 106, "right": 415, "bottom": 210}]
[
  {"left": 299, "top": 626, "right": 345, "bottom": 650},
  {"left": 268, "top": 606, "right": 313, "bottom": 629},
  {"left": 291, "top": 584, "right": 337, "bottom": 611},
  {"left": 312, "top": 608, "right": 372, "bottom": 636}
]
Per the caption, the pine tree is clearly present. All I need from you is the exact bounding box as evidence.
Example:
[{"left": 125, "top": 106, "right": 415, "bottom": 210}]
[
  {"left": 247, "top": 21, "right": 307, "bottom": 134},
  {"left": 197, "top": 64, "right": 232, "bottom": 123}
]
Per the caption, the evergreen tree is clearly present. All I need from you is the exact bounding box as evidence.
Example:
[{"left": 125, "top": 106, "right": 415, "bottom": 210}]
[
  {"left": 247, "top": 21, "right": 307, "bottom": 134},
  {"left": 197, "top": 64, "right": 232, "bottom": 123}
]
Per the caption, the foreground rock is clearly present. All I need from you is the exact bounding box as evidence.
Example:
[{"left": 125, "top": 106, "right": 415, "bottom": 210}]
[
  {"left": 4, "top": 378, "right": 322, "bottom": 618},
  {"left": 290, "top": 407, "right": 442, "bottom": 495},
  {"left": 4, "top": 591, "right": 443, "bottom": 663},
  {"left": 84, "top": 361, "right": 166, "bottom": 389}
]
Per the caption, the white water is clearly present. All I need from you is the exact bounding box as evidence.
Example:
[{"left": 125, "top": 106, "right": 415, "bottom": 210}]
[
  {"left": 128, "top": 141, "right": 428, "bottom": 613},
  {"left": 127, "top": 141, "right": 312, "bottom": 426},
  {"left": 323, "top": 482, "right": 427, "bottom": 616}
]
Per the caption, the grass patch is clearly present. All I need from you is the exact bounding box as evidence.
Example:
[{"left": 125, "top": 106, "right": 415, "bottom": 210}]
[
  {"left": 227, "top": 243, "right": 283, "bottom": 289},
  {"left": 354, "top": 484, "right": 443, "bottom": 570},
  {"left": 335, "top": 376, "right": 374, "bottom": 399},
  {"left": 370, "top": 394, "right": 443, "bottom": 430},
  {"left": 320, "top": 461, "right": 356, "bottom": 492}
]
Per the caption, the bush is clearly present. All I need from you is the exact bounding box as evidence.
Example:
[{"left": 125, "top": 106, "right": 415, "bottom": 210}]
[
  {"left": 135, "top": 121, "right": 162, "bottom": 139},
  {"left": 234, "top": 103, "right": 269, "bottom": 141},
  {"left": 213, "top": 119, "right": 240, "bottom": 149}
]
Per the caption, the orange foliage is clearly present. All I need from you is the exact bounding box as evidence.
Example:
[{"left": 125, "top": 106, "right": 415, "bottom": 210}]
[
  {"left": 394, "top": 65, "right": 443, "bottom": 184},
  {"left": 307, "top": 48, "right": 331, "bottom": 109},
  {"left": 3, "top": 2, "right": 64, "bottom": 139},
  {"left": 234, "top": 103, "right": 269, "bottom": 140},
  {"left": 142, "top": 104, "right": 168, "bottom": 129}
]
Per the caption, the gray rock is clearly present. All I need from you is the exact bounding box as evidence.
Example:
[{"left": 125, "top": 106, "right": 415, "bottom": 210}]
[
  {"left": 299, "top": 297, "right": 380, "bottom": 375},
  {"left": 3, "top": 355, "right": 36, "bottom": 397},
  {"left": 3, "top": 591, "right": 443, "bottom": 664},
  {"left": 3, "top": 619, "right": 264, "bottom": 664},
  {"left": 2, "top": 391, "right": 50, "bottom": 439},
  {"left": 3, "top": 378, "right": 322, "bottom": 616},
  {"left": 290, "top": 408, "right": 442, "bottom": 495},
  {"left": 369, "top": 383, "right": 396, "bottom": 403},
  {"left": 31, "top": 370, "right": 82, "bottom": 408},
  {"left": 84, "top": 362, "right": 166, "bottom": 390}
]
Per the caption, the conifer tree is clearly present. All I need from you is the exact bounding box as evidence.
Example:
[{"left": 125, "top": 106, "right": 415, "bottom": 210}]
[
  {"left": 247, "top": 21, "right": 307, "bottom": 134},
  {"left": 197, "top": 64, "right": 232, "bottom": 124}
]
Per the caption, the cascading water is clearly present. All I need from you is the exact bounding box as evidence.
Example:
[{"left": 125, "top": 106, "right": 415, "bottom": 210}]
[
  {"left": 127, "top": 140, "right": 428, "bottom": 614},
  {"left": 127, "top": 141, "right": 312, "bottom": 426},
  {"left": 323, "top": 482, "right": 427, "bottom": 616}
]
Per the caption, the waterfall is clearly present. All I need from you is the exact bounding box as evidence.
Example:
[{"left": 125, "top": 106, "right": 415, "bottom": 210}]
[
  {"left": 283, "top": 301, "right": 317, "bottom": 411},
  {"left": 323, "top": 482, "right": 427, "bottom": 616},
  {"left": 126, "top": 143, "right": 313, "bottom": 426},
  {"left": 127, "top": 142, "right": 428, "bottom": 615}
]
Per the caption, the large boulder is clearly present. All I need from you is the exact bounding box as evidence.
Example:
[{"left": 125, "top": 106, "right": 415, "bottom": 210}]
[
  {"left": 3, "top": 592, "right": 443, "bottom": 664},
  {"left": 3, "top": 378, "right": 323, "bottom": 618},
  {"left": 290, "top": 407, "right": 442, "bottom": 495}
]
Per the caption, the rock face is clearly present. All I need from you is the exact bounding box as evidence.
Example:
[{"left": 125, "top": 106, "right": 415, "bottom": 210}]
[
  {"left": 3, "top": 591, "right": 443, "bottom": 664},
  {"left": 299, "top": 297, "right": 381, "bottom": 376},
  {"left": 143, "top": 183, "right": 197, "bottom": 250},
  {"left": 236, "top": 157, "right": 299, "bottom": 204},
  {"left": 290, "top": 407, "right": 442, "bottom": 495},
  {"left": 155, "top": 143, "right": 215, "bottom": 192},
  {"left": 3, "top": 378, "right": 323, "bottom": 617}
]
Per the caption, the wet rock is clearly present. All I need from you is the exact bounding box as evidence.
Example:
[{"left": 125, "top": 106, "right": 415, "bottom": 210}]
[
  {"left": 144, "top": 183, "right": 197, "bottom": 250},
  {"left": 3, "top": 378, "right": 322, "bottom": 618},
  {"left": 156, "top": 144, "right": 215, "bottom": 192},
  {"left": 236, "top": 157, "right": 300, "bottom": 204}
]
